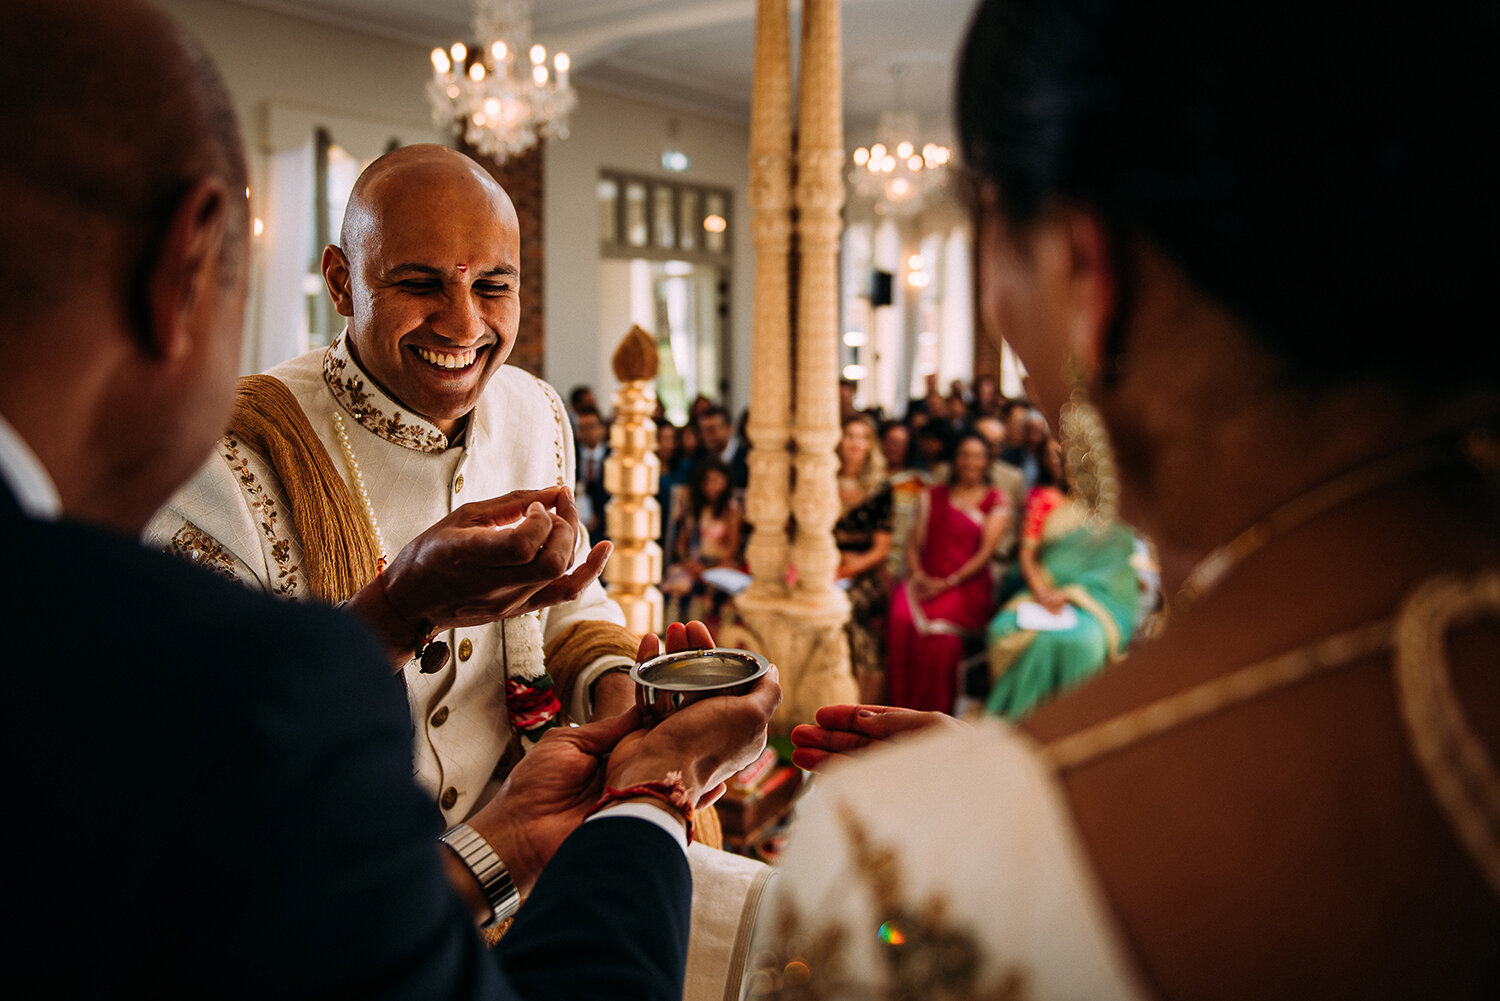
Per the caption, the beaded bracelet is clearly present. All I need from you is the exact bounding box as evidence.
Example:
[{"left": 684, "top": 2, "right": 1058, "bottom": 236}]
[{"left": 586, "top": 773, "right": 695, "bottom": 844}]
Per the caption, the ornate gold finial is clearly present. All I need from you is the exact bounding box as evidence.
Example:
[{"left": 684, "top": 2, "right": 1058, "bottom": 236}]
[
  {"left": 603, "top": 324, "right": 665, "bottom": 635},
  {"left": 612, "top": 324, "right": 658, "bottom": 383}
]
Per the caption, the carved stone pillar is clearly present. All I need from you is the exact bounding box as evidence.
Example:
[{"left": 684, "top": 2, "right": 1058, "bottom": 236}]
[
  {"left": 790, "top": 0, "right": 847, "bottom": 604},
  {"left": 725, "top": 0, "right": 856, "bottom": 728},
  {"left": 741, "top": 0, "right": 794, "bottom": 602},
  {"left": 602, "top": 326, "right": 664, "bottom": 636}
]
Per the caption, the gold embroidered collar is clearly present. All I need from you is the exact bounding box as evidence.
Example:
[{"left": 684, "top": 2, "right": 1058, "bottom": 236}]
[{"left": 322, "top": 332, "right": 450, "bottom": 454}]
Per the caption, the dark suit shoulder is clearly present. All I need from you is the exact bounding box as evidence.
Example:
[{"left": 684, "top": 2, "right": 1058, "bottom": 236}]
[
  {"left": 499, "top": 817, "right": 692, "bottom": 1001},
  {"left": 10, "top": 512, "right": 387, "bottom": 696},
  {"left": 3, "top": 512, "right": 468, "bottom": 998}
]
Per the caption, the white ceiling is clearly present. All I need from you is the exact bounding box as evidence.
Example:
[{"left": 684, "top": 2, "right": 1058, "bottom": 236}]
[{"left": 231, "top": 0, "right": 976, "bottom": 141}]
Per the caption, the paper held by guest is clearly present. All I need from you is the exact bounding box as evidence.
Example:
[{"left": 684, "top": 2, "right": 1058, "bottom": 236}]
[
  {"left": 1016, "top": 601, "right": 1078, "bottom": 632},
  {"left": 702, "top": 566, "right": 753, "bottom": 596}
]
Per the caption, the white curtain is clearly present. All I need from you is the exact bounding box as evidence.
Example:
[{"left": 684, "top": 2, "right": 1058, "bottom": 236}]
[
  {"left": 245, "top": 102, "right": 441, "bottom": 375},
  {"left": 1001, "top": 340, "right": 1027, "bottom": 398},
  {"left": 940, "top": 226, "right": 973, "bottom": 393},
  {"left": 840, "top": 223, "right": 885, "bottom": 411},
  {"left": 253, "top": 141, "right": 315, "bottom": 373},
  {"left": 871, "top": 218, "right": 909, "bottom": 406}
]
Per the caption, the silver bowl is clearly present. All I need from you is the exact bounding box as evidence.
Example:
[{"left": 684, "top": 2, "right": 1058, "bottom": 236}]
[{"left": 631, "top": 647, "right": 770, "bottom": 719}]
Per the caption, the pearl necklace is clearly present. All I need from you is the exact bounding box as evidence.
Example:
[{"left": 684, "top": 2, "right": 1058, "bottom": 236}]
[
  {"left": 334, "top": 409, "right": 458, "bottom": 673},
  {"left": 332, "top": 411, "right": 388, "bottom": 572}
]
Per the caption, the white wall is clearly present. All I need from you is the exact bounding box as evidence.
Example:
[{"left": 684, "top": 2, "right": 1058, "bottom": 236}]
[
  {"left": 157, "top": 0, "right": 441, "bottom": 372},
  {"left": 545, "top": 88, "right": 753, "bottom": 414},
  {"left": 157, "top": 0, "right": 437, "bottom": 144},
  {"left": 156, "top": 0, "right": 754, "bottom": 411}
]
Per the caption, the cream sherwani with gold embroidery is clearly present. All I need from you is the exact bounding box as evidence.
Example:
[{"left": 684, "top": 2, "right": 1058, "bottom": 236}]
[{"left": 146, "top": 334, "right": 632, "bottom": 826}]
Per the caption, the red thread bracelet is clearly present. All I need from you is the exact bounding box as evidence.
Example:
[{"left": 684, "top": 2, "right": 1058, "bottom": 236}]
[{"left": 586, "top": 774, "right": 695, "bottom": 844}]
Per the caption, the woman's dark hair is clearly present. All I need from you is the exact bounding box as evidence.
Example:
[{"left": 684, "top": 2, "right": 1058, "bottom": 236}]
[
  {"left": 1034, "top": 437, "right": 1068, "bottom": 491},
  {"left": 948, "top": 432, "right": 994, "bottom": 487},
  {"left": 915, "top": 420, "right": 952, "bottom": 463},
  {"left": 689, "top": 456, "right": 733, "bottom": 517},
  {"left": 655, "top": 418, "right": 681, "bottom": 460},
  {"left": 956, "top": 0, "right": 1497, "bottom": 391},
  {"left": 878, "top": 418, "right": 911, "bottom": 468}
]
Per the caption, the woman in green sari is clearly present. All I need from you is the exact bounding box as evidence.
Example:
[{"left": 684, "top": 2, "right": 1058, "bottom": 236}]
[{"left": 985, "top": 439, "right": 1138, "bottom": 719}]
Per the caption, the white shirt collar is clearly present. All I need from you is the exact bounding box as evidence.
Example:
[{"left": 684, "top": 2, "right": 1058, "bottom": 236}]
[{"left": 0, "top": 411, "right": 62, "bottom": 520}]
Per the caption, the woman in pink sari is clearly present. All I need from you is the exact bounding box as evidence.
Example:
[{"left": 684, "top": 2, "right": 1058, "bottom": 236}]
[{"left": 886, "top": 433, "right": 1011, "bottom": 712}]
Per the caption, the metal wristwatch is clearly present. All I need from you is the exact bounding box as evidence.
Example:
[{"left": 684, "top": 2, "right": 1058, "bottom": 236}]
[{"left": 438, "top": 822, "right": 520, "bottom": 927}]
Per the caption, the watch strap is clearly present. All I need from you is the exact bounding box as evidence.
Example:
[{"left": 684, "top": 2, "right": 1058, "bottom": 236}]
[{"left": 439, "top": 822, "right": 520, "bottom": 927}]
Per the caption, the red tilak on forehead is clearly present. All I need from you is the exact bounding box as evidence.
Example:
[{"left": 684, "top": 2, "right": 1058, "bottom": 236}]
[{"left": 455, "top": 263, "right": 468, "bottom": 272}]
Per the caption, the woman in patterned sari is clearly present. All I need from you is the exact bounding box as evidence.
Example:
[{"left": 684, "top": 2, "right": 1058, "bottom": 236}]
[
  {"left": 834, "top": 416, "right": 894, "bottom": 703},
  {"left": 985, "top": 437, "right": 1138, "bottom": 719},
  {"left": 885, "top": 434, "right": 1010, "bottom": 712}
]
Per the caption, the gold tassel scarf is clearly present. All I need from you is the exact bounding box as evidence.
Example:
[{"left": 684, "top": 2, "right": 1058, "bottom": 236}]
[{"left": 226, "top": 374, "right": 380, "bottom": 603}]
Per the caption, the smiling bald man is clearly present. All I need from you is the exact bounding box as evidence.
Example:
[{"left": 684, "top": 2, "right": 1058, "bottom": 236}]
[
  {"left": 331, "top": 147, "right": 521, "bottom": 434},
  {"left": 147, "top": 145, "right": 642, "bottom": 823},
  {"left": 148, "top": 143, "right": 774, "bottom": 999}
]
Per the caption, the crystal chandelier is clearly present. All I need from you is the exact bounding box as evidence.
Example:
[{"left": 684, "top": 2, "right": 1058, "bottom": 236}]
[
  {"left": 427, "top": 0, "right": 578, "bottom": 163},
  {"left": 849, "top": 68, "right": 951, "bottom": 215}
]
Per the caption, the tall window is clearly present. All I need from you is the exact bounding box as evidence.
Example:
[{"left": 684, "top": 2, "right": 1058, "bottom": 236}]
[
  {"left": 840, "top": 220, "right": 974, "bottom": 417},
  {"left": 310, "top": 130, "right": 400, "bottom": 349},
  {"left": 598, "top": 171, "right": 733, "bottom": 424}
]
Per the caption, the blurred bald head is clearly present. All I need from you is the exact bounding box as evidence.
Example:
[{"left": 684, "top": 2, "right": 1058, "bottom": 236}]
[
  {"left": 0, "top": 0, "right": 247, "bottom": 334},
  {"left": 0, "top": 0, "right": 251, "bottom": 531}
]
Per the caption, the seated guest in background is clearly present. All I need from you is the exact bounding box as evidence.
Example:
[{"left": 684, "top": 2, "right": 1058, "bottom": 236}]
[
  {"left": 911, "top": 419, "right": 952, "bottom": 477},
  {"left": 878, "top": 419, "right": 931, "bottom": 579},
  {"left": 835, "top": 415, "right": 885, "bottom": 512},
  {"left": 973, "top": 413, "right": 1028, "bottom": 567},
  {"left": 834, "top": 416, "right": 894, "bottom": 703},
  {"left": 878, "top": 418, "right": 912, "bottom": 475},
  {"left": 575, "top": 404, "right": 610, "bottom": 543},
  {"left": 972, "top": 373, "right": 1003, "bottom": 419},
  {"left": 759, "top": 0, "right": 1499, "bottom": 994},
  {"left": 997, "top": 397, "right": 1031, "bottom": 467},
  {"left": 566, "top": 383, "right": 596, "bottom": 437},
  {"left": 886, "top": 433, "right": 1010, "bottom": 712},
  {"left": 694, "top": 403, "right": 748, "bottom": 491},
  {"left": 0, "top": 4, "right": 779, "bottom": 997},
  {"left": 679, "top": 420, "right": 702, "bottom": 466},
  {"left": 949, "top": 379, "right": 972, "bottom": 408},
  {"left": 655, "top": 419, "right": 690, "bottom": 555},
  {"left": 662, "top": 457, "right": 743, "bottom": 627},
  {"left": 688, "top": 393, "right": 715, "bottom": 425},
  {"left": 986, "top": 438, "right": 1139, "bottom": 719},
  {"left": 972, "top": 413, "right": 1030, "bottom": 694},
  {"left": 1018, "top": 409, "right": 1051, "bottom": 486},
  {"left": 944, "top": 389, "right": 974, "bottom": 436}
]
